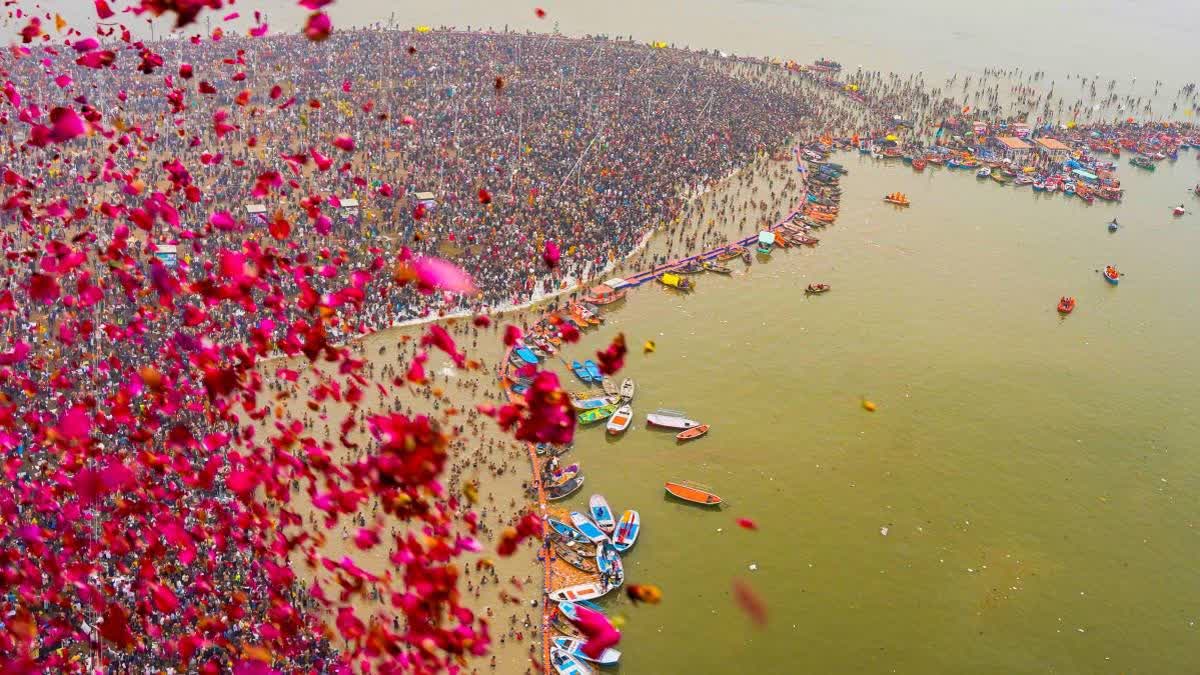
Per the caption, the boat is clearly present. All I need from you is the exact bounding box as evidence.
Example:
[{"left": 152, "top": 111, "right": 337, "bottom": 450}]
[
  {"left": 601, "top": 377, "right": 617, "bottom": 397},
  {"left": 1057, "top": 296, "right": 1076, "bottom": 314},
  {"left": 583, "top": 360, "right": 602, "bottom": 382},
  {"left": 883, "top": 192, "right": 910, "bottom": 206},
  {"left": 570, "top": 361, "right": 592, "bottom": 383},
  {"left": 657, "top": 272, "right": 693, "bottom": 291},
  {"left": 548, "top": 517, "right": 592, "bottom": 545},
  {"left": 645, "top": 409, "right": 701, "bottom": 430},
  {"left": 715, "top": 246, "right": 747, "bottom": 262},
  {"left": 756, "top": 230, "right": 775, "bottom": 254},
  {"left": 1032, "top": 181, "right": 1046, "bottom": 192},
  {"left": 595, "top": 541, "right": 619, "bottom": 575},
  {"left": 556, "top": 600, "right": 605, "bottom": 623},
  {"left": 577, "top": 403, "right": 619, "bottom": 424},
  {"left": 991, "top": 170, "right": 1009, "bottom": 184},
  {"left": 1103, "top": 265, "right": 1120, "bottom": 285},
  {"left": 547, "top": 475, "right": 585, "bottom": 501},
  {"left": 1173, "top": 205, "right": 1186, "bottom": 216},
  {"left": 912, "top": 158, "right": 927, "bottom": 171},
  {"left": 550, "top": 648, "right": 595, "bottom": 675},
  {"left": 588, "top": 495, "right": 616, "bottom": 533},
  {"left": 805, "top": 282, "right": 831, "bottom": 294},
  {"left": 619, "top": 378, "right": 635, "bottom": 401},
  {"left": 673, "top": 261, "right": 705, "bottom": 275},
  {"left": 664, "top": 480, "right": 722, "bottom": 506},
  {"left": 549, "top": 613, "right": 587, "bottom": 640},
  {"left": 552, "top": 539, "right": 599, "bottom": 572},
  {"left": 580, "top": 281, "right": 626, "bottom": 306},
  {"left": 976, "top": 167, "right": 991, "bottom": 179},
  {"left": 1130, "top": 155, "right": 1155, "bottom": 170},
  {"left": 702, "top": 261, "right": 733, "bottom": 274},
  {"left": 676, "top": 424, "right": 710, "bottom": 441},
  {"left": 612, "top": 510, "right": 640, "bottom": 553},
  {"left": 572, "top": 395, "right": 618, "bottom": 410},
  {"left": 552, "top": 637, "right": 621, "bottom": 666},
  {"left": 1108, "top": 219, "right": 1119, "bottom": 232},
  {"left": 514, "top": 346, "right": 540, "bottom": 364},
  {"left": 569, "top": 511, "right": 610, "bottom": 544},
  {"left": 605, "top": 404, "right": 632, "bottom": 435}
]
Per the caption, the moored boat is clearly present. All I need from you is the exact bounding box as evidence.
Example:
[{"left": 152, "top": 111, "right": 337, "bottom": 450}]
[
  {"left": 547, "top": 474, "right": 585, "bottom": 501},
  {"left": 572, "top": 395, "right": 618, "bottom": 410},
  {"left": 570, "top": 511, "right": 610, "bottom": 544},
  {"left": 605, "top": 404, "right": 632, "bottom": 435},
  {"left": 1108, "top": 219, "right": 1119, "bottom": 232},
  {"left": 645, "top": 409, "right": 701, "bottom": 430},
  {"left": 657, "top": 272, "right": 693, "bottom": 291},
  {"left": 577, "top": 403, "right": 619, "bottom": 424},
  {"left": 912, "top": 158, "right": 927, "bottom": 171},
  {"left": 675, "top": 424, "right": 710, "bottom": 441},
  {"left": 514, "top": 346, "right": 540, "bottom": 364},
  {"left": 548, "top": 517, "right": 591, "bottom": 545},
  {"left": 702, "top": 261, "right": 733, "bottom": 274},
  {"left": 619, "top": 378, "right": 635, "bottom": 401},
  {"left": 612, "top": 510, "right": 640, "bottom": 552},
  {"left": 580, "top": 281, "right": 626, "bottom": 306},
  {"left": 583, "top": 360, "right": 602, "bottom": 382},
  {"left": 552, "top": 538, "right": 598, "bottom": 572},
  {"left": 552, "top": 637, "right": 621, "bottom": 666},
  {"left": 883, "top": 192, "right": 910, "bottom": 206},
  {"left": 756, "top": 230, "right": 775, "bottom": 254},
  {"left": 549, "top": 613, "right": 587, "bottom": 640},
  {"left": 550, "top": 648, "right": 595, "bottom": 675},
  {"left": 589, "top": 495, "right": 616, "bottom": 533},
  {"left": 664, "top": 480, "right": 722, "bottom": 506},
  {"left": 976, "top": 167, "right": 991, "bottom": 179},
  {"left": 570, "top": 361, "right": 592, "bottom": 383}
]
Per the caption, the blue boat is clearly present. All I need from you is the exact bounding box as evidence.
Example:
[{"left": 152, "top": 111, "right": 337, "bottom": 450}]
[
  {"left": 552, "top": 637, "right": 622, "bottom": 666},
  {"left": 514, "top": 346, "right": 540, "bottom": 364},
  {"left": 548, "top": 518, "right": 591, "bottom": 545},
  {"left": 549, "top": 648, "right": 593, "bottom": 675},
  {"left": 570, "top": 511, "right": 609, "bottom": 544},
  {"left": 583, "top": 360, "right": 602, "bottom": 383},
  {"left": 1103, "top": 265, "right": 1120, "bottom": 285},
  {"left": 573, "top": 395, "right": 616, "bottom": 410},
  {"left": 557, "top": 599, "right": 605, "bottom": 623},
  {"left": 1108, "top": 219, "right": 1119, "bottom": 232},
  {"left": 571, "top": 361, "right": 591, "bottom": 383}
]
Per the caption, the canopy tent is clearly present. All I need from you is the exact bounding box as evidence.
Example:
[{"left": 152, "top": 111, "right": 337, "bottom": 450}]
[
  {"left": 757, "top": 231, "right": 775, "bottom": 245},
  {"left": 152, "top": 244, "right": 178, "bottom": 267}
]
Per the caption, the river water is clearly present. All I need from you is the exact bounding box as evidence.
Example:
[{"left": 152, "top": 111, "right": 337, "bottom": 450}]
[{"left": 550, "top": 152, "right": 1200, "bottom": 674}]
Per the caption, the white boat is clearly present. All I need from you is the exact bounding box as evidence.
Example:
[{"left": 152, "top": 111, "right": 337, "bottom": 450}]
[
  {"left": 570, "top": 511, "right": 610, "bottom": 544},
  {"left": 612, "top": 510, "right": 640, "bottom": 553},
  {"left": 645, "top": 408, "right": 701, "bottom": 430},
  {"left": 601, "top": 376, "right": 618, "bottom": 397},
  {"left": 572, "top": 395, "right": 617, "bottom": 410},
  {"left": 605, "top": 404, "right": 632, "bottom": 435},
  {"left": 548, "top": 581, "right": 610, "bottom": 603},
  {"left": 552, "top": 637, "right": 621, "bottom": 666},
  {"left": 550, "top": 647, "right": 596, "bottom": 675},
  {"left": 588, "top": 494, "right": 616, "bottom": 533},
  {"left": 619, "top": 377, "right": 635, "bottom": 400}
]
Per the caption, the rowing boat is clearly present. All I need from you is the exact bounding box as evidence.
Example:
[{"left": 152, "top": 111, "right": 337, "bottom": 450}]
[
  {"left": 605, "top": 404, "right": 632, "bottom": 435},
  {"left": 619, "top": 377, "right": 635, "bottom": 401},
  {"left": 556, "top": 600, "right": 605, "bottom": 623},
  {"left": 664, "top": 480, "right": 722, "bottom": 506},
  {"left": 549, "top": 613, "right": 587, "bottom": 640},
  {"left": 583, "top": 360, "right": 602, "bottom": 382},
  {"left": 675, "top": 424, "right": 709, "bottom": 441},
  {"left": 571, "top": 395, "right": 617, "bottom": 410},
  {"left": 588, "top": 494, "right": 616, "bottom": 533},
  {"left": 805, "top": 282, "right": 830, "bottom": 294},
  {"left": 546, "top": 475, "right": 585, "bottom": 501},
  {"left": 548, "top": 517, "right": 591, "bottom": 545},
  {"left": 612, "top": 510, "right": 640, "bottom": 553},
  {"left": 553, "top": 637, "right": 622, "bottom": 666},
  {"left": 552, "top": 538, "right": 599, "bottom": 572},
  {"left": 570, "top": 511, "right": 610, "bottom": 544},
  {"left": 570, "top": 361, "right": 591, "bottom": 383},
  {"left": 550, "top": 647, "right": 595, "bottom": 675},
  {"left": 547, "top": 581, "right": 609, "bottom": 603},
  {"left": 645, "top": 409, "right": 701, "bottom": 430},
  {"left": 601, "top": 376, "right": 617, "bottom": 397},
  {"left": 702, "top": 261, "right": 733, "bottom": 274},
  {"left": 577, "top": 403, "right": 618, "bottom": 424}
]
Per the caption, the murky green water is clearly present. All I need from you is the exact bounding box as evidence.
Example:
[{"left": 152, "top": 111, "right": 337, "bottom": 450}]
[{"left": 550, "top": 154, "right": 1200, "bottom": 673}]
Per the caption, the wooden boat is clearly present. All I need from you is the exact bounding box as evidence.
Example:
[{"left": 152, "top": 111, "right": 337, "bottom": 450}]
[
  {"left": 912, "top": 158, "right": 927, "bottom": 171},
  {"left": 536, "top": 443, "right": 572, "bottom": 457},
  {"left": 570, "top": 361, "right": 591, "bottom": 383},
  {"left": 550, "top": 648, "right": 596, "bottom": 675},
  {"left": 605, "top": 404, "right": 632, "bottom": 435},
  {"left": 577, "top": 403, "right": 618, "bottom": 424},
  {"left": 883, "top": 192, "right": 910, "bottom": 206},
  {"left": 657, "top": 272, "right": 693, "bottom": 291},
  {"left": 675, "top": 424, "right": 710, "bottom": 441},
  {"left": 595, "top": 541, "right": 619, "bottom": 575},
  {"left": 549, "top": 613, "right": 587, "bottom": 640},
  {"left": 619, "top": 378, "right": 635, "bottom": 401},
  {"left": 1130, "top": 155, "right": 1155, "bottom": 170},
  {"left": 548, "top": 517, "right": 591, "bottom": 545},
  {"left": 545, "top": 463, "right": 580, "bottom": 486},
  {"left": 612, "top": 510, "right": 640, "bottom": 553},
  {"left": 588, "top": 494, "right": 616, "bottom": 533},
  {"left": 571, "top": 395, "right": 618, "bottom": 410},
  {"left": 805, "top": 282, "right": 830, "bottom": 294},
  {"left": 645, "top": 409, "right": 701, "bottom": 430},
  {"left": 547, "top": 475, "right": 585, "bottom": 501},
  {"left": 580, "top": 282, "right": 626, "bottom": 306},
  {"left": 570, "top": 511, "right": 610, "bottom": 544},
  {"left": 673, "top": 261, "right": 704, "bottom": 274},
  {"left": 548, "top": 581, "right": 610, "bottom": 603},
  {"left": 552, "top": 538, "right": 599, "bottom": 572},
  {"left": 715, "top": 246, "right": 746, "bottom": 262},
  {"left": 991, "top": 170, "right": 1009, "bottom": 184},
  {"left": 1108, "top": 219, "right": 1119, "bottom": 232},
  {"left": 583, "top": 360, "right": 602, "bottom": 382},
  {"left": 1057, "top": 296, "right": 1076, "bottom": 314},
  {"left": 664, "top": 480, "right": 722, "bottom": 506},
  {"left": 976, "top": 167, "right": 991, "bottom": 179},
  {"left": 1103, "top": 265, "right": 1120, "bottom": 285},
  {"left": 601, "top": 377, "right": 617, "bottom": 397},
  {"left": 702, "top": 261, "right": 733, "bottom": 274},
  {"left": 553, "top": 637, "right": 621, "bottom": 666}
]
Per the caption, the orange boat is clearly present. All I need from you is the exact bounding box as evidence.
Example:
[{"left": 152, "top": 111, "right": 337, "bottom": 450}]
[
  {"left": 912, "top": 158, "right": 927, "bottom": 172},
  {"left": 664, "top": 480, "right": 722, "bottom": 506},
  {"left": 883, "top": 192, "right": 910, "bottom": 206},
  {"left": 676, "top": 424, "right": 710, "bottom": 441},
  {"left": 581, "top": 282, "right": 627, "bottom": 306},
  {"left": 1057, "top": 296, "right": 1076, "bottom": 314}
]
